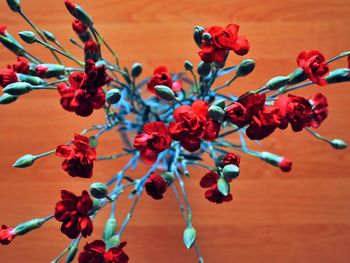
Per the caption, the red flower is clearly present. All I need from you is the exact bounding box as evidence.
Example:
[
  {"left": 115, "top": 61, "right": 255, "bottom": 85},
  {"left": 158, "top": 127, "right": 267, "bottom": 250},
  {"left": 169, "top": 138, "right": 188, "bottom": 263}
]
[
  {"left": 198, "top": 24, "right": 249, "bottom": 65},
  {"left": 134, "top": 122, "right": 172, "bottom": 165},
  {"left": 169, "top": 100, "right": 220, "bottom": 152},
  {"left": 54, "top": 190, "right": 93, "bottom": 239},
  {"left": 297, "top": 50, "right": 329, "bottom": 86},
  {"left": 246, "top": 107, "right": 279, "bottom": 140},
  {"left": 84, "top": 39, "right": 100, "bottom": 62},
  {"left": 0, "top": 69, "right": 18, "bottom": 87},
  {"left": 72, "top": 19, "right": 88, "bottom": 34},
  {"left": 222, "top": 152, "right": 240, "bottom": 167},
  {"left": 78, "top": 240, "right": 129, "bottom": 263},
  {"left": 286, "top": 94, "right": 312, "bottom": 132},
  {"left": 57, "top": 60, "right": 111, "bottom": 117},
  {"left": 56, "top": 134, "right": 96, "bottom": 178},
  {"left": 0, "top": 25, "right": 7, "bottom": 35},
  {"left": 200, "top": 172, "right": 232, "bottom": 204},
  {"left": 144, "top": 173, "right": 167, "bottom": 200},
  {"left": 279, "top": 157, "right": 292, "bottom": 172},
  {"left": 8, "top": 56, "right": 29, "bottom": 74},
  {"left": 308, "top": 93, "right": 328, "bottom": 128},
  {"left": 146, "top": 66, "right": 182, "bottom": 94},
  {"left": 0, "top": 225, "right": 16, "bottom": 245}
]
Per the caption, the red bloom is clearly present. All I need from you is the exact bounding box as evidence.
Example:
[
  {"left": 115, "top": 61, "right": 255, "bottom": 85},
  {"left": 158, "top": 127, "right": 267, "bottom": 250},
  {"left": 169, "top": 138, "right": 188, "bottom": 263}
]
[
  {"left": 198, "top": 24, "right": 249, "bottom": 65},
  {"left": 222, "top": 152, "right": 240, "bottom": 167},
  {"left": 286, "top": 94, "right": 312, "bottom": 132},
  {"left": 54, "top": 190, "right": 93, "bottom": 239},
  {"left": 56, "top": 134, "right": 96, "bottom": 178},
  {"left": 8, "top": 56, "right": 29, "bottom": 74},
  {"left": 57, "top": 60, "right": 111, "bottom": 117},
  {"left": 169, "top": 100, "right": 220, "bottom": 152},
  {"left": 308, "top": 93, "right": 328, "bottom": 128},
  {"left": 134, "top": 122, "right": 172, "bottom": 165},
  {"left": 297, "top": 50, "right": 329, "bottom": 86},
  {"left": 144, "top": 173, "right": 167, "bottom": 200},
  {"left": 279, "top": 157, "right": 292, "bottom": 172},
  {"left": 200, "top": 172, "right": 232, "bottom": 204},
  {"left": 246, "top": 107, "right": 279, "bottom": 140},
  {"left": 84, "top": 39, "right": 100, "bottom": 62},
  {"left": 0, "top": 225, "right": 16, "bottom": 245},
  {"left": 147, "top": 66, "right": 182, "bottom": 94},
  {"left": 78, "top": 240, "right": 129, "bottom": 263},
  {"left": 0, "top": 69, "right": 18, "bottom": 87},
  {"left": 72, "top": 19, "right": 88, "bottom": 34}
]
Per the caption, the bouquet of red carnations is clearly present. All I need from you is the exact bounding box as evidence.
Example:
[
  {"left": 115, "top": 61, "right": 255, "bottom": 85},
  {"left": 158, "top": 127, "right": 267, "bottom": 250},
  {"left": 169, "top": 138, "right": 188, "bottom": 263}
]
[{"left": 0, "top": 0, "right": 349, "bottom": 262}]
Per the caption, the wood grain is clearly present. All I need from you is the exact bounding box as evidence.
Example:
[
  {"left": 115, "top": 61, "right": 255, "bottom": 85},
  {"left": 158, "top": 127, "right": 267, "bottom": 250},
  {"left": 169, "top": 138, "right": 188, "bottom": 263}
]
[{"left": 0, "top": 0, "right": 349, "bottom": 262}]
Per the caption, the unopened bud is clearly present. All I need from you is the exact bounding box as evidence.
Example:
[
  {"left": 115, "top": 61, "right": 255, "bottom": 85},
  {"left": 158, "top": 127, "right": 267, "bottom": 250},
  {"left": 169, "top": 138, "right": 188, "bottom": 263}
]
[
  {"left": 14, "top": 218, "right": 46, "bottom": 235},
  {"left": 3, "top": 82, "right": 33, "bottom": 96},
  {"left": 217, "top": 177, "right": 230, "bottom": 196},
  {"left": 155, "top": 85, "right": 175, "bottom": 101},
  {"left": 161, "top": 172, "right": 175, "bottom": 186},
  {"left": 106, "top": 89, "right": 121, "bottom": 104},
  {"left": 19, "top": 31, "right": 36, "bottom": 44},
  {"left": 6, "top": 0, "right": 21, "bottom": 12},
  {"left": 184, "top": 60, "right": 193, "bottom": 71},
  {"left": 0, "top": 93, "right": 18, "bottom": 104},
  {"left": 17, "top": 74, "right": 46, "bottom": 85},
  {"left": 236, "top": 59, "right": 255, "bottom": 77},
  {"left": 330, "top": 139, "right": 347, "bottom": 150},
  {"left": 103, "top": 217, "right": 117, "bottom": 241},
  {"left": 0, "top": 34, "right": 25, "bottom": 56},
  {"left": 131, "top": 63, "right": 142, "bottom": 78},
  {"left": 208, "top": 105, "right": 225, "bottom": 122},
  {"left": 106, "top": 235, "right": 120, "bottom": 250},
  {"left": 213, "top": 99, "right": 225, "bottom": 109},
  {"left": 193, "top": 26, "right": 204, "bottom": 47},
  {"left": 325, "top": 68, "right": 350, "bottom": 84},
  {"left": 89, "top": 136, "right": 98, "bottom": 148},
  {"left": 43, "top": 30, "right": 56, "bottom": 42},
  {"left": 90, "top": 182, "right": 108, "bottom": 199},
  {"left": 288, "top": 68, "right": 308, "bottom": 85},
  {"left": 197, "top": 61, "right": 211, "bottom": 77},
  {"left": 183, "top": 226, "right": 196, "bottom": 249},
  {"left": 35, "top": 64, "right": 65, "bottom": 78},
  {"left": 12, "top": 154, "right": 36, "bottom": 168},
  {"left": 222, "top": 164, "right": 240, "bottom": 179},
  {"left": 65, "top": 1, "right": 93, "bottom": 26},
  {"left": 266, "top": 76, "right": 290, "bottom": 90},
  {"left": 65, "top": 242, "right": 79, "bottom": 263},
  {"left": 260, "top": 151, "right": 292, "bottom": 172},
  {"left": 202, "top": 32, "right": 211, "bottom": 42}
]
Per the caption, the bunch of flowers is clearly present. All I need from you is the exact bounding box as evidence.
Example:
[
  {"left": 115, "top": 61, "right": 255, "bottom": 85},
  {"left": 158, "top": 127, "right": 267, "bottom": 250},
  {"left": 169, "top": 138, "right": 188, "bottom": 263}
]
[{"left": 0, "top": 0, "right": 349, "bottom": 262}]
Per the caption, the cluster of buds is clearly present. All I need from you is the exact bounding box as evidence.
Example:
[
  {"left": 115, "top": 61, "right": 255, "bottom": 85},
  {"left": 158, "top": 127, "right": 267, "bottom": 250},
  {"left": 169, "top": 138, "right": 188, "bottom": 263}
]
[{"left": 0, "top": 0, "right": 349, "bottom": 262}]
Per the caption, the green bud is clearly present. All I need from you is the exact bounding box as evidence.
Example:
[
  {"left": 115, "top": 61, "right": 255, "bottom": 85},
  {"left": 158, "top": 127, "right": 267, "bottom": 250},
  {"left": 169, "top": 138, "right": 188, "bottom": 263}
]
[
  {"left": 6, "top": 0, "right": 21, "bottom": 12},
  {"left": 131, "top": 63, "right": 142, "bottom": 78},
  {"left": 14, "top": 218, "right": 46, "bottom": 235},
  {"left": 193, "top": 26, "right": 204, "bottom": 48},
  {"left": 260, "top": 151, "right": 281, "bottom": 166},
  {"left": 65, "top": 243, "right": 79, "bottom": 263},
  {"left": 36, "top": 64, "right": 65, "bottom": 78},
  {"left": 43, "top": 30, "right": 56, "bottom": 42},
  {"left": 184, "top": 60, "right": 193, "bottom": 71},
  {"left": 330, "top": 139, "right": 347, "bottom": 150},
  {"left": 288, "top": 68, "right": 308, "bottom": 85},
  {"left": 66, "top": 2, "right": 93, "bottom": 26},
  {"left": 90, "top": 182, "right": 108, "bottom": 199},
  {"left": 106, "top": 235, "right": 120, "bottom": 250},
  {"left": 183, "top": 226, "right": 196, "bottom": 249},
  {"left": 217, "top": 177, "right": 230, "bottom": 196},
  {"left": 161, "top": 172, "right": 175, "bottom": 186},
  {"left": 325, "top": 68, "right": 350, "bottom": 84},
  {"left": 208, "top": 105, "right": 225, "bottom": 122},
  {"left": 89, "top": 136, "right": 98, "bottom": 148},
  {"left": 222, "top": 164, "right": 240, "bottom": 180},
  {"left": 0, "top": 93, "right": 18, "bottom": 105},
  {"left": 236, "top": 59, "right": 255, "bottom": 77},
  {"left": 3, "top": 82, "right": 33, "bottom": 96},
  {"left": 202, "top": 32, "right": 211, "bottom": 42},
  {"left": 17, "top": 74, "right": 46, "bottom": 86},
  {"left": 19, "top": 31, "right": 36, "bottom": 44},
  {"left": 106, "top": 89, "right": 121, "bottom": 104},
  {"left": 197, "top": 61, "right": 211, "bottom": 77},
  {"left": 0, "top": 34, "right": 25, "bottom": 56},
  {"left": 155, "top": 85, "right": 175, "bottom": 101},
  {"left": 103, "top": 217, "right": 117, "bottom": 241},
  {"left": 13, "top": 154, "right": 36, "bottom": 168},
  {"left": 213, "top": 99, "right": 225, "bottom": 109},
  {"left": 266, "top": 76, "right": 290, "bottom": 90}
]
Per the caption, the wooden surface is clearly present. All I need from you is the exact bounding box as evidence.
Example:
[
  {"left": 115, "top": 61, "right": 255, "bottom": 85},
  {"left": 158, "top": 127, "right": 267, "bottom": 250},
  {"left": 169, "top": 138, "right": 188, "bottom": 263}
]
[{"left": 0, "top": 0, "right": 350, "bottom": 262}]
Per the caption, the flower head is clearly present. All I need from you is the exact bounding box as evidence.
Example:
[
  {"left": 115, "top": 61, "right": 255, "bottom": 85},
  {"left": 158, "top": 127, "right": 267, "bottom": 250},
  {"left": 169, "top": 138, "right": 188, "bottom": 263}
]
[
  {"left": 147, "top": 66, "right": 182, "bottom": 95},
  {"left": 144, "top": 173, "right": 167, "bottom": 200},
  {"left": 200, "top": 172, "right": 232, "bottom": 204},
  {"left": 0, "top": 68, "right": 18, "bottom": 87}
]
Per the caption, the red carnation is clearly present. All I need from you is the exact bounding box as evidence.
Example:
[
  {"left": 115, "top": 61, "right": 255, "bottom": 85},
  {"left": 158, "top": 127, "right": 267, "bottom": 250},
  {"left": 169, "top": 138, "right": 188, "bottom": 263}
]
[
  {"left": 84, "top": 39, "right": 100, "bottom": 62},
  {"left": 78, "top": 240, "right": 129, "bottom": 263},
  {"left": 8, "top": 56, "right": 29, "bottom": 74},
  {"left": 54, "top": 190, "right": 93, "bottom": 239},
  {"left": 308, "top": 93, "right": 328, "bottom": 128},
  {"left": 72, "top": 19, "right": 88, "bottom": 34},
  {"left": 57, "top": 60, "right": 111, "bottom": 117},
  {"left": 222, "top": 152, "right": 240, "bottom": 167},
  {"left": 0, "top": 225, "right": 16, "bottom": 245},
  {"left": 144, "top": 173, "right": 167, "bottom": 200},
  {"left": 56, "top": 134, "right": 96, "bottom": 178},
  {"left": 0, "top": 69, "right": 18, "bottom": 87},
  {"left": 169, "top": 100, "right": 220, "bottom": 152},
  {"left": 134, "top": 122, "right": 172, "bottom": 165},
  {"left": 198, "top": 23, "right": 249, "bottom": 65},
  {"left": 246, "top": 107, "right": 279, "bottom": 140},
  {"left": 286, "top": 94, "right": 312, "bottom": 132},
  {"left": 200, "top": 172, "right": 232, "bottom": 204},
  {"left": 297, "top": 50, "right": 329, "bottom": 86},
  {"left": 146, "top": 66, "right": 182, "bottom": 95}
]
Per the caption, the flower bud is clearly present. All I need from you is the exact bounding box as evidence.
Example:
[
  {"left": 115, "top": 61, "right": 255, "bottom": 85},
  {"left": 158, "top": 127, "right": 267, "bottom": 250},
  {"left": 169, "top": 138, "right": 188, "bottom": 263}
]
[
  {"left": 330, "top": 139, "right": 347, "bottom": 150},
  {"left": 90, "top": 182, "right": 108, "bottom": 199},
  {"left": 325, "top": 68, "right": 350, "bottom": 84},
  {"left": 161, "top": 172, "right": 175, "bottom": 186},
  {"left": 6, "top": 0, "right": 21, "bottom": 12},
  {"left": 65, "top": 1, "right": 93, "bottom": 26},
  {"left": 197, "top": 61, "right": 211, "bottom": 77},
  {"left": 106, "top": 235, "right": 120, "bottom": 250},
  {"left": 106, "top": 89, "right": 121, "bottom": 104},
  {"left": 35, "top": 64, "right": 65, "bottom": 78},
  {"left": 193, "top": 26, "right": 204, "bottom": 47},
  {"left": 260, "top": 151, "right": 292, "bottom": 172},
  {"left": 266, "top": 76, "right": 290, "bottom": 90},
  {"left": 89, "top": 136, "right": 98, "bottom": 148},
  {"left": 131, "top": 63, "right": 142, "bottom": 78},
  {"left": 84, "top": 39, "right": 99, "bottom": 62},
  {"left": 0, "top": 93, "right": 18, "bottom": 104},
  {"left": 288, "top": 68, "right": 308, "bottom": 85},
  {"left": 213, "top": 99, "right": 225, "bottom": 109},
  {"left": 208, "top": 105, "right": 225, "bottom": 122},
  {"left": 16, "top": 73, "right": 46, "bottom": 86},
  {"left": 12, "top": 154, "right": 36, "bottom": 168},
  {"left": 18, "top": 31, "right": 36, "bottom": 44},
  {"left": 222, "top": 164, "right": 240, "bottom": 179},
  {"left": 103, "top": 217, "right": 117, "bottom": 241},
  {"left": 155, "top": 85, "right": 175, "bottom": 101},
  {"left": 202, "top": 32, "right": 211, "bottom": 42},
  {"left": 3, "top": 82, "right": 33, "bottom": 96},
  {"left": 236, "top": 59, "right": 255, "bottom": 77},
  {"left": 65, "top": 242, "right": 79, "bottom": 263},
  {"left": 43, "top": 30, "right": 55, "bottom": 42},
  {"left": 0, "top": 34, "right": 25, "bottom": 56},
  {"left": 184, "top": 60, "right": 193, "bottom": 71},
  {"left": 183, "top": 226, "right": 196, "bottom": 249},
  {"left": 217, "top": 177, "right": 230, "bottom": 196},
  {"left": 14, "top": 218, "right": 46, "bottom": 235}
]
